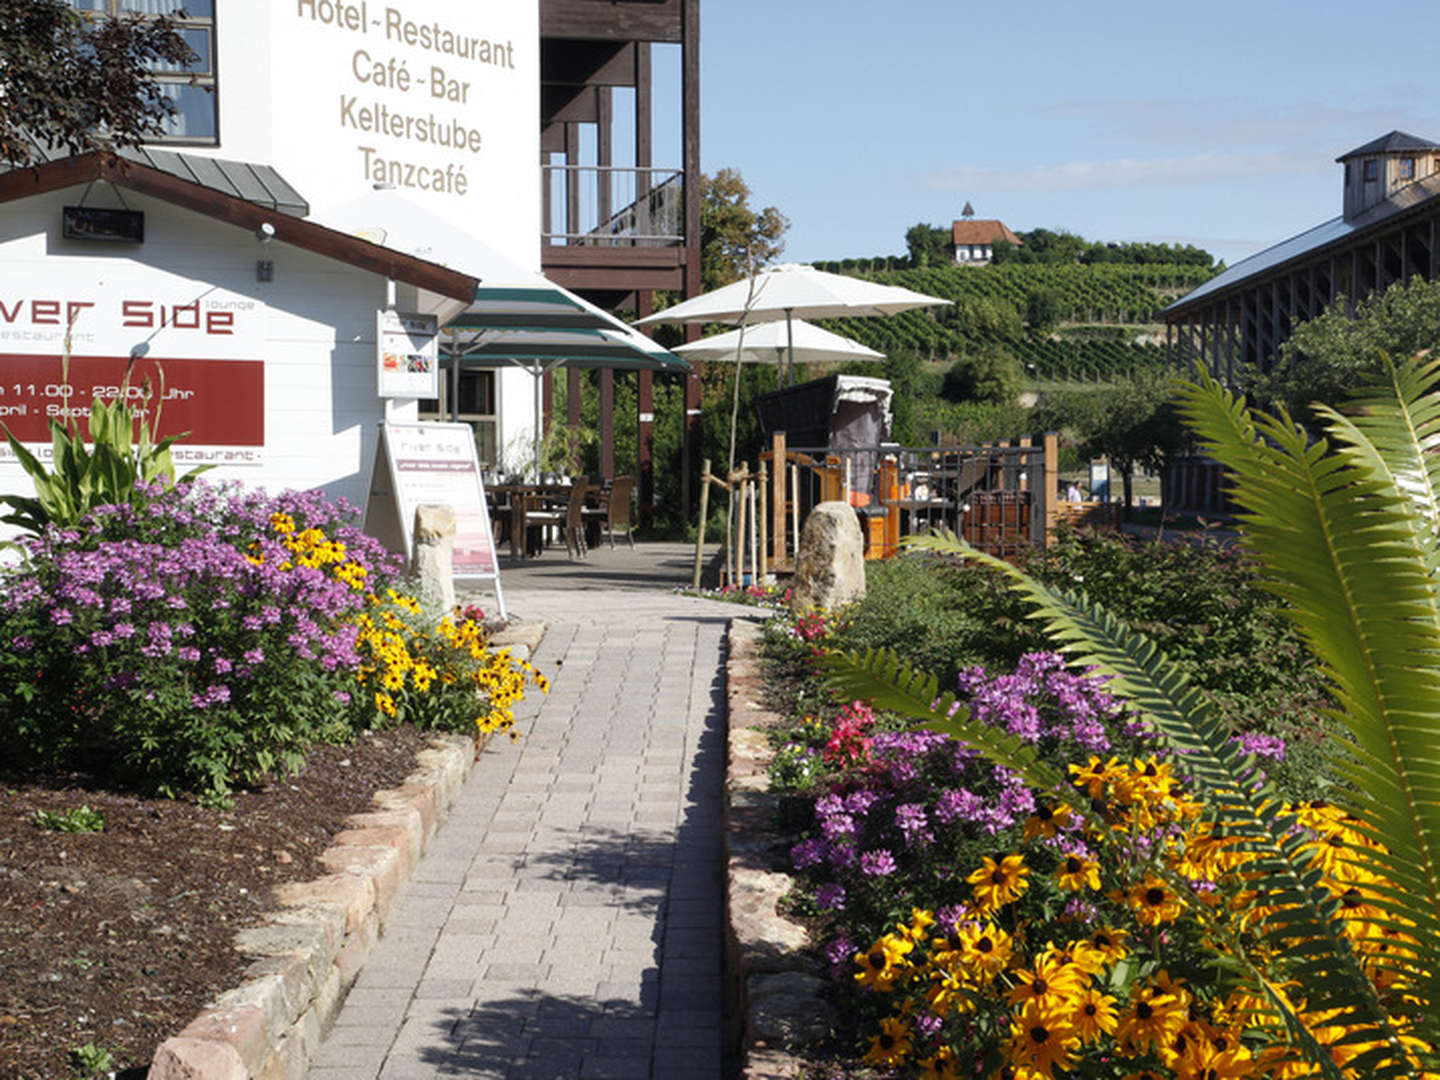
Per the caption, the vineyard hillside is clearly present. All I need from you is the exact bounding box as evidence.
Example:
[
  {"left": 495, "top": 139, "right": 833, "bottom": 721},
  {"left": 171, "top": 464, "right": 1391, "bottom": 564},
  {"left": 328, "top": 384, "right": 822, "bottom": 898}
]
[{"left": 811, "top": 263, "right": 1215, "bottom": 381}]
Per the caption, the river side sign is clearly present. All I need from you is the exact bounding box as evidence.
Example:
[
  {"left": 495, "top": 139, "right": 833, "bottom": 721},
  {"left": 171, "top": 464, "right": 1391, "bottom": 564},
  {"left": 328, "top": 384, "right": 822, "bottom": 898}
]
[{"left": 364, "top": 420, "right": 505, "bottom": 616}]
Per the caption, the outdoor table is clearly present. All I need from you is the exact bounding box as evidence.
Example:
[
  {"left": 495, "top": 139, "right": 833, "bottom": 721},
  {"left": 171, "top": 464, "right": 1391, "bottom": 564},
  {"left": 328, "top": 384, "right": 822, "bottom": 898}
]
[
  {"left": 890, "top": 496, "right": 957, "bottom": 536},
  {"left": 490, "top": 484, "right": 569, "bottom": 557}
]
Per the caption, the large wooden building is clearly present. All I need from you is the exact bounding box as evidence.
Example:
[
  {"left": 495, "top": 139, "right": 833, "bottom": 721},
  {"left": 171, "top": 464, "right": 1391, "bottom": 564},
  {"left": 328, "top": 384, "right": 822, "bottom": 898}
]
[
  {"left": 1164, "top": 131, "right": 1440, "bottom": 379},
  {"left": 538, "top": 0, "right": 703, "bottom": 513}
]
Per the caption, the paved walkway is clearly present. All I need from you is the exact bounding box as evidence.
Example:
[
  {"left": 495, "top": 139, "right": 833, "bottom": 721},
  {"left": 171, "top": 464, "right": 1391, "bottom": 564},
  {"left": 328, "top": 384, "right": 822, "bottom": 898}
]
[{"left": 306, "top": 566, "right": 748, "bottom": 1080}]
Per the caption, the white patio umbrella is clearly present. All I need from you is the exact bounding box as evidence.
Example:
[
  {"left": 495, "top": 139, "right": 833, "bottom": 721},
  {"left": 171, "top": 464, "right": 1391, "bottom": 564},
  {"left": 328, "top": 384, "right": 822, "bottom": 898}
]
[
  {"left": 673, "top": 318, "right": 884, "bottom": 376},
  {"left": 637, "top": 262, "right": 948, "bottom": 467}
]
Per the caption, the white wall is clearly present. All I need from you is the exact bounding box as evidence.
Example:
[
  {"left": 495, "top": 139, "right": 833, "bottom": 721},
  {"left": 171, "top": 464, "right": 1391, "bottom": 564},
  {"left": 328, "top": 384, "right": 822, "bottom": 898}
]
[{"left": 0, "top": 187, "right": 396, "bottom": 514}]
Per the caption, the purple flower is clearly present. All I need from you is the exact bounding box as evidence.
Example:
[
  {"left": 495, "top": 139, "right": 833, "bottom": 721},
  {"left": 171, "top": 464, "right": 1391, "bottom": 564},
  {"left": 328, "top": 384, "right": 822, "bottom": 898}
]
[
  {"left": 843, "top": 789, "right": 882, "bottom": 816},
  {"left": 50, "top": 607, "right": 73, "bottom": 626},
  {"left": 790, "top": 838, "right": 827, "bottom": 870},
  {"left": 1234, "top": 732, "right": 1286, "bottom": 761},
  {"left": 815, "top": 882, "right": 846, "bottom": 911},
  {"left": 820, "top": 813, "right": 856, "bottom": 840},
  {"left": 860, "top": 849, "right": 897, "bottom": 877},
  {"left": 332, "top": 690, "right": 352, "bottom": 705},
  {"left": 90, "top": 629, "right": 115, "bottom": 648},
  {"left": 212, "top": 656, "right": 233, "bottom": 674},
  {"left": 824, "top": 935, "right": 855, "bottom": 979},
  {"left": 177, "top": 646, "right": 202, "bottom": 663},
  {"left": 243, "top": 648, "right": 264, "bottom": 665},
  {"left": 12, "top": 635, "right": 34, "bottom": 653},
  {"left": 112, "top": 622, "right": 135, "bottom": 639},
  {"left": 914, "top": 1013, "right": 943, "bottom": 1038}
]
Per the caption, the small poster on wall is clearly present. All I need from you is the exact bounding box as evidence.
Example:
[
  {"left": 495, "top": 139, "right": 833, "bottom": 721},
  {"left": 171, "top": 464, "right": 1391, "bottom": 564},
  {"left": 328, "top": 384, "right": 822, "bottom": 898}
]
[
  {"left": 363, "top": 421, "right": 505, "bottom": 618},
  {"left": 376, "top": 310, "right": 439, "bottom": 399}
]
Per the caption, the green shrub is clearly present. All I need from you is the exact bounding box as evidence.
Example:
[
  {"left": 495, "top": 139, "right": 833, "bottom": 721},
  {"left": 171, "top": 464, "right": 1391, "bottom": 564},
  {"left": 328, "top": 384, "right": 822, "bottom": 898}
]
[{"left": 829, "top": 529, "right": 1330, "bottom": 798}]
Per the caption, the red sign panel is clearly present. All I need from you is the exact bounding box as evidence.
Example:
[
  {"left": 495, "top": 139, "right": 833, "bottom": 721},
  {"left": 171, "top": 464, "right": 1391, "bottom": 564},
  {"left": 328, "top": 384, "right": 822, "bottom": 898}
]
[{"left": 0, "top": 354, "right": 264, "bottom": 445}]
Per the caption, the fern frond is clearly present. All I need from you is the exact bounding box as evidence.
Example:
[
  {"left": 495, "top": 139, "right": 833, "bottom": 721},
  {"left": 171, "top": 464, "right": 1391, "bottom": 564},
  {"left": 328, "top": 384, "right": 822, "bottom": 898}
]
[
  {"left": 903, "top": 528, "right": 1420, "bottom": 1075},
  {"left": 1179, "top": 360, "right": 1440, "bottom": 1037}
]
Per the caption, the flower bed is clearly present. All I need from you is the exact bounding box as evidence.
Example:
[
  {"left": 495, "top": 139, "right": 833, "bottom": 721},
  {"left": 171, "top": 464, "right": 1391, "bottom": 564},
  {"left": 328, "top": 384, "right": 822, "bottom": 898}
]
[
  {"left": 757, "top": 609, "right": 1431, "bottom": 1080},
  {"left": 0, "top": 480, "right": 544, "bottom": 805}
]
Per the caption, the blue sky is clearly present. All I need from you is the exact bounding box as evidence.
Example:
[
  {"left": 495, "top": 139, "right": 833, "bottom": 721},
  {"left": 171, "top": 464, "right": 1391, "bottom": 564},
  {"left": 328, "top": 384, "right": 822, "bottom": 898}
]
[{"left": 678, "top": 0, "right": 1438, "bottom": 268}]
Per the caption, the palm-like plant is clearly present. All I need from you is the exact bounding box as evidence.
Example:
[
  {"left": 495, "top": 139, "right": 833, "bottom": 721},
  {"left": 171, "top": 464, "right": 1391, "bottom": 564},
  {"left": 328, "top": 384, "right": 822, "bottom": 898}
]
[{"left": 822, "top": 354, "right": 1440, "bottom": 1075}]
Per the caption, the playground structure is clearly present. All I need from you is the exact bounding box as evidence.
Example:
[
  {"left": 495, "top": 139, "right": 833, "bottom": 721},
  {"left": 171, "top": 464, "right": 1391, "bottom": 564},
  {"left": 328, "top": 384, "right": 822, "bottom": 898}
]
[{"left": 694, "top": 431, "right": 1122, "bottom": 588}]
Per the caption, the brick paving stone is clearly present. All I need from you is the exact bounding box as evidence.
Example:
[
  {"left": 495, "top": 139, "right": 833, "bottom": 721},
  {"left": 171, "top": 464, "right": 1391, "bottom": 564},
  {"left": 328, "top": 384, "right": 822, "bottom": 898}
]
[{"left": 306, "top": 580, "right": 743, "bottom": 1080}]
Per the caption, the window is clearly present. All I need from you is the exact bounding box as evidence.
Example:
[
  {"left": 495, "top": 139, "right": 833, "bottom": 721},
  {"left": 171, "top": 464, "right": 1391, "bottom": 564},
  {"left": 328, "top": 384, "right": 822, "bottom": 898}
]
[
  {"left": 420, "top": 367, "right": 498, "bottom": 465},
  {"left": 1401, "top": 157, "right": 1416, "bottom": 180},
  {"left": 69, "top": 1, "right": 218, "bottom": 144},
  {"left": 1363, "top": 159, "right": 1379, "bottom": 183}
]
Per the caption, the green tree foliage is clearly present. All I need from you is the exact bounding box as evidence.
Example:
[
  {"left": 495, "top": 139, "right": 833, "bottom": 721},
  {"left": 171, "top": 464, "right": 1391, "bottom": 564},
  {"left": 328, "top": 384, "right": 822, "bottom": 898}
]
[
  {"left": 698, "top": 168, "right": 790, "bottom": 291},
  {"left": 0, "top": 0, "right": 196, "bottom": 166},
  {"left": 1041, "top": 369, "right": 1187, "bottom": 506},
  {"left": 1025, "top": 286, "right": 1063, "bottom": 333},
  {"left": 993, "top": 227, "right": 1217, "bottom": 268},
  {"left": 904, "top": 222, "right": 951, "bottom": 267},
  {"left": 827, "top": 355, "right": 1440, "bottom": 1073},
  {"left": 1256, "top": 276, "right": 1440, "bottom": 426},
  {"left": 939, "top": 346, "right": 1023, "bottom": 406}
]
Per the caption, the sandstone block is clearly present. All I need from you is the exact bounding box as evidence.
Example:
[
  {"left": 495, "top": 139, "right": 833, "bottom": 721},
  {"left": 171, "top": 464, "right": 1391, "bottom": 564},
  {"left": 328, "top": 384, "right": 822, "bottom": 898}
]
[
  {"left": 272, "top": 872, "right": 375, "bottom": 936},
  {"left": 789, "top": 501, "right": 866, "bottom": 614},
  {"left": 148, "top": 1036, "right": 248, "bottom": 1080},
  {"left": 413, "top": 503, "right": 456, "bottom": 613},
  {"left": 332, "top": 824, "right": 415, "bottom": 879},
  {"left": 372, "top": 782, "right": 440, "bottom": 840},
  {"left": 177, "top": 1004, "right": 270, "bottom": 1076},
  {"left": 729, "top": 868, "right": 810, "bottom": 973},
  {"left": 334, "top": 908, "right": 380, "bottom": 989},
  {"left": 319, "top": 844, "right": 404, "bottom": 926}
]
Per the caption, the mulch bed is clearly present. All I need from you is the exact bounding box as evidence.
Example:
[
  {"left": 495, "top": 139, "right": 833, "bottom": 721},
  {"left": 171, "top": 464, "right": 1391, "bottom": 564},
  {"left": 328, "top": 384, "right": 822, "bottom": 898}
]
[{"left": 0, "top": 724, "right": 445, "bottom": 1080}]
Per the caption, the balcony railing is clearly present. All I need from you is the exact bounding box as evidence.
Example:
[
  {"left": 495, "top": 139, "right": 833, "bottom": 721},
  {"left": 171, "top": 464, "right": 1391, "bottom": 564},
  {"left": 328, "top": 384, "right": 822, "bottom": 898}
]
[{"left": 542, "top": 164, "right": 684, "bottom": 247}]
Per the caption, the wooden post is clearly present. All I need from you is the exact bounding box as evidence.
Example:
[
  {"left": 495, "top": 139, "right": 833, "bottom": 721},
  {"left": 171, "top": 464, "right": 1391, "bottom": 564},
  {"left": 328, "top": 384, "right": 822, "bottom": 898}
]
[
  {"left": 748, "top": 481, "right": 759, "bottom": 586},
  {"left": 566, "top": 367, "right": 582, "bottom": 472},
  {"left": 724, "top": 481, "right": 735, "bottom": 588},
  {"left": 692, "top": 458, "right": 710, "bottom": 589},
  {"left": 758, "top": 461, "right": 769, "bottom": 581},
  {"left": 791, "top": 463, "right": 801, "bottom": 563},
  {"left": 1018, "top": 436, "right": 1031, "bottom": 492},
  {"left": 599, "top": 368, "right": 615, "bottom": 481},
  {"left": 879, "top": 455, "right": 900, "bottom": 557},
  {"left": 1042, "top": 432, "right": 1059, "bottom": 547},
  {"left": 771, "top": 432, "right": 786, "bottom": 569},
  {"left": 734, "top": 469, "right": 748, "bottom": 586}
]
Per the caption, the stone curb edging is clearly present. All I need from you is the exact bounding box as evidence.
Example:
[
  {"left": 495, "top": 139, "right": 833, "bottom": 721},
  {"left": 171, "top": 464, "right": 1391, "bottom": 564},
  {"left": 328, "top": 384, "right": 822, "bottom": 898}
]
[
  {"left": 148, "top": 619, "right": 546, "bottom": 1080},
  {"left": 724, "top": 618, "right": 836, "bottom": 1080}
]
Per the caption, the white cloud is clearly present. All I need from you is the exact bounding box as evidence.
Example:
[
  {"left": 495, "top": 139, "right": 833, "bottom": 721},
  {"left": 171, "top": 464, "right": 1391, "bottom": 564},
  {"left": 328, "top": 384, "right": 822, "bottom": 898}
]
[{"left": 923, "top": 151, "right": 1315, "bottom": 194}]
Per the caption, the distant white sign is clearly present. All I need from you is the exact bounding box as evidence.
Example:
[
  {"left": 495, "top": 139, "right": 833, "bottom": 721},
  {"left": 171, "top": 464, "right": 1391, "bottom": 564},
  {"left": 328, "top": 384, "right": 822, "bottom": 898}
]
[{"left": 376, "top": 310, "right": 439, "bottom": 398}]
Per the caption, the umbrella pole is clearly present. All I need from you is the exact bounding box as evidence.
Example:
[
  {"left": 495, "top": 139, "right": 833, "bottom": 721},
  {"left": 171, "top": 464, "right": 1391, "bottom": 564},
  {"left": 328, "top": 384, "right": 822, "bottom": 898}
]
[
  {"left": 532, "top": 360, "right": 543, "bottom": 481},
  {"left": 785, "top": 308, "right": 796, "bottom": 387}
]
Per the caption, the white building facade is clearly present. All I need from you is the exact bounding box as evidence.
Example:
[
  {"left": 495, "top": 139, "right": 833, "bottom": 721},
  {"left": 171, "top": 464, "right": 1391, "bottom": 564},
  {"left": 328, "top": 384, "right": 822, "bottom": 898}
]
[{"left": 0, "top": 0, "right": 542, "bottom": 514}]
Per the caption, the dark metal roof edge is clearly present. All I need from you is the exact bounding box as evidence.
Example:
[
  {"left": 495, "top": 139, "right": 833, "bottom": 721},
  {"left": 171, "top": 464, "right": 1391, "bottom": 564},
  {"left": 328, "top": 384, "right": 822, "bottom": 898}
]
[{"left": 1163, "top": 186, "right": 1440, "bottom": 317}]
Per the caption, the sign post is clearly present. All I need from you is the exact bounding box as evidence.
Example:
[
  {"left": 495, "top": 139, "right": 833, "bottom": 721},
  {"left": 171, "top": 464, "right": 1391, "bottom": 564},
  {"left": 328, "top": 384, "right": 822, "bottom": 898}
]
[{"left": 364, "top": 420, "right": 506, "bottom": 619}]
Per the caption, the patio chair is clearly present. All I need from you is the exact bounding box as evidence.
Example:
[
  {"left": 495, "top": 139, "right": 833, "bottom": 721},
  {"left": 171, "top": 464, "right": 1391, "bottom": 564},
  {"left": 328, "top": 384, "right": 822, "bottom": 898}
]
[
  {"left": 584, "top": 475, "right": 636, "bottom": 549},
  {"left": 523, "top": 480, "right": 590, "bottom": 559}
]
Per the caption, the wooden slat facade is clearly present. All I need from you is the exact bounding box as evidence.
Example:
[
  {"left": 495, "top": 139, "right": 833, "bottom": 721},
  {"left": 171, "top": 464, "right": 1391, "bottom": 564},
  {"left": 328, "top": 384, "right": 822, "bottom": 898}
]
[{"left": 1165, "top": 195, "right": 1440, "bottom": 378}]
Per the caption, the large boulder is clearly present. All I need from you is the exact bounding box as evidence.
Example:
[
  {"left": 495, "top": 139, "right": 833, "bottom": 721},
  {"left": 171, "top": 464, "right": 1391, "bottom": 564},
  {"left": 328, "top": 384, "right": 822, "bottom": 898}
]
[{"left": 789, "top": 501, "right": 865, "bottom": 614}]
